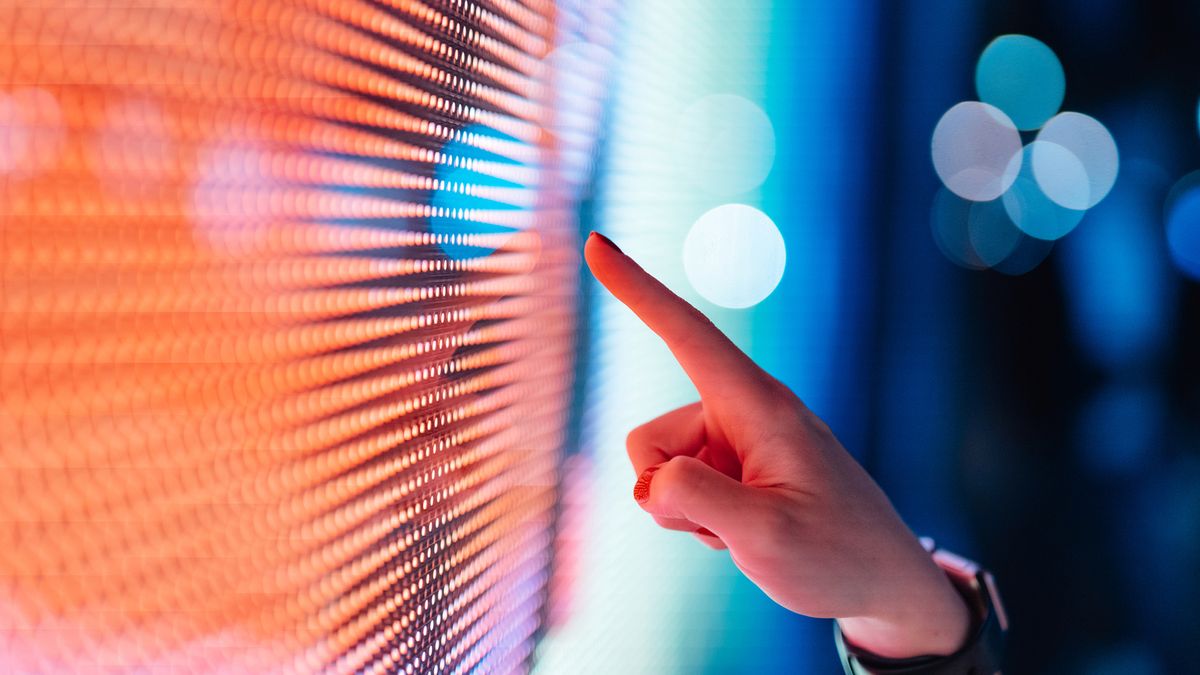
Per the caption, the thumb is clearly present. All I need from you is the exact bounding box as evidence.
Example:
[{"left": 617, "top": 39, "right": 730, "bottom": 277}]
[{"left": 634, "top": 455, "right": 762, "bottom": 542}]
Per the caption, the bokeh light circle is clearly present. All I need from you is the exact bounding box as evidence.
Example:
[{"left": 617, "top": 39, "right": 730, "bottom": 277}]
[
  {"left": 931, "top": 102, "right": 1022, "bottom": 202},
  {"left": 674, "top": 94, "right": 776, "bottom": 197},
  {"left": 975, "top": 35, "right": 1065, "bottom": 131},
  {"left": 930, "top": 188, "right": 1051, "bottom": 274},
  {"left": 1002, "top": 143, "right": 1086, "bottom": 240},
  {"left": 1166, "top": 182, "right": 1200, "bottom": 281},
  {"left": 967, "top": 198, "right": 1022, "bottom": 267},
  {"left": 683, "top": 204, "right": 786, "bottom": 308},
  {"left": 1034, "top": 112, "right": 1119, "bottom": 210},
  {"left": 1030, "top": 140, "right": 1092, "bottom": 211},
  {"left": 930, "top": 187, "right": 986, "bottom": 270}
]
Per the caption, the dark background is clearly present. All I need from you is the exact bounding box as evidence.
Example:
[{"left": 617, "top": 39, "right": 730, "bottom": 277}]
[{"left": 859, "top": 1, "right": 1200, "bottom": 672}]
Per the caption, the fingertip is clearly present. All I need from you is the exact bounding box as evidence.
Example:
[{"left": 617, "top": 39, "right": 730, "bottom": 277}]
[
  {"left": 589, "top": 231, "right": 622, "bottom": 253},
  {"left": 632, "top": 465, "right": 659, "bottom": 504},
  {"left": 583, "top": 231, "right": 624, "bottom": 274}
]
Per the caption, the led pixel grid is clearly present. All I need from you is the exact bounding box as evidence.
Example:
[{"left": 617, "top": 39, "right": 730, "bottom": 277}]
[{"left": 0, "top": 1, "right": 613, "bottom": 672}]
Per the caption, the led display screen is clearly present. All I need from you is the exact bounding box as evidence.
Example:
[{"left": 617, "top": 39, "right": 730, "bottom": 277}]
[{"left": 0, "top": 1, "right": 615, "bottom": 671}]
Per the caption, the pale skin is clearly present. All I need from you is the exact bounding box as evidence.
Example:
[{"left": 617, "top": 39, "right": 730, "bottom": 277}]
[{"left": 584, "top": 232, "right": 971, "bottom": 659}]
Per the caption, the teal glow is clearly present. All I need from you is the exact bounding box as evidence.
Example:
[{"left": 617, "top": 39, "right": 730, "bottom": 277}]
[
  {"left": 975, "top": 35, "right": 1065, "bottom": 131},
  {"left": 1002, "top": 144, "right": 1086, "bottom": 241},
  {"left": 967, "top": 198, "right": 1021, "bottom": 267},
  {"left": 430, "top": 124, "right": 530, "bottom": 260}
]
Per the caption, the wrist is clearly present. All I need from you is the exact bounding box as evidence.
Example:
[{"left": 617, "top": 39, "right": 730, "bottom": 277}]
[{"left": 838, "top": 551, "right": 971, "bottom": 658}]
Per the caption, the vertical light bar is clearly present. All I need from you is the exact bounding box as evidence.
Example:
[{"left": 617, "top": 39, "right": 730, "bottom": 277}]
[{"left": 533, "top": 2, "right": 776, "bottom": 673}]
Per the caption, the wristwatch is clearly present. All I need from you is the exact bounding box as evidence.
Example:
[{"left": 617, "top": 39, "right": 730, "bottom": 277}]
[{"left": 834, "top": 538, "right": 1008, "bottom": 674}]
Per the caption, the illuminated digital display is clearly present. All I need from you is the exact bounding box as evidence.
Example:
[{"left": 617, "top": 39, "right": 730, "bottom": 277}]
[{"left": 0, "top": 1, "right": 613, "bottom": 671}]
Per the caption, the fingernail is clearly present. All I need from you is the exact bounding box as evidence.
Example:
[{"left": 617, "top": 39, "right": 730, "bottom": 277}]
[
  {"left": 696, "top": 527, "right": 715, "bottom": 538},
  {"left": 589, "top": 231, "right": 622, "bottom": 253},
  {"left": 632, "top": 466, "right": 658, "bottom": 503}
]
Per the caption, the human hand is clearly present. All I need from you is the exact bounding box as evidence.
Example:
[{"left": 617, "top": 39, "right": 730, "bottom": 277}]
[{"left": 584, "top": 232, "right": 970, "bottom": 659}]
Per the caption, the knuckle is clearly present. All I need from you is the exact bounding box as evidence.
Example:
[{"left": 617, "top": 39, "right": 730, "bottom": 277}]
[
  {"left": 653, "top": 456, "right": 696, "bottom": 500},
  {"left": 765, "top": 379, "right": 802, "bottom": 413},
  {"left": 625, "top": 422, "right": 664, "bottom": 467},
  {"left": 625, "top": 426, "right": 646, "bottom": 456},
  {"left": 760, "top": 504, "right": 795, "bottom": 540},
  {"left": 741, "top": 500, "right": 799, "bottom": 559}
]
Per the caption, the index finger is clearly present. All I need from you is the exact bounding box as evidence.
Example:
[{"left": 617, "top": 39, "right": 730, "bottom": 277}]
[{"left": 583, "top": 232, "right": 770, "bottom": 406}]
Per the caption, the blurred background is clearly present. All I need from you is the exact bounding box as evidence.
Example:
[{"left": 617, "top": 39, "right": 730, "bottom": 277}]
[
  {"left": 2, "top": 0, "right": 1198, "bottom": 673},
  {"left": 539, "top": 1, "right": 1200, "bottom": 674}
]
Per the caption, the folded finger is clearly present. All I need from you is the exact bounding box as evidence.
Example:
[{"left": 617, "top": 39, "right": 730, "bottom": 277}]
[{"left": 625, "top": 402, "right": 706, "bottom": 474}]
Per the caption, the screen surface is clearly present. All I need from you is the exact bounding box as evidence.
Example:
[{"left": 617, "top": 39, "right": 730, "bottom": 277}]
[{"left": 0, "top": 1, "right": 612, "bottom": 671}]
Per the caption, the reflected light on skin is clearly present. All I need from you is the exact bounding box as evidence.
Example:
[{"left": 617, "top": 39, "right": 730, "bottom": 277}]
[
  {"left": 931, "top": 101, "right": 1022, "bottom": 202},
  {"left": 975, "top": 34, "right": 1065, "bottom": 131},
  {"left": 683, "top": 204, "right": 786, "bottom": 309},
  {"left": 1035, "top": 112, "right": 1119, "bottom": 210},
  {"left": 674, "top": 94, "right": 777, "bottom": 197}
]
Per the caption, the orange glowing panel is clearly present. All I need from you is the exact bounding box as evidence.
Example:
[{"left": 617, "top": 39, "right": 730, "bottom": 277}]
[{"left": 0, "top": 0, "right": 612, "bottom": 671}]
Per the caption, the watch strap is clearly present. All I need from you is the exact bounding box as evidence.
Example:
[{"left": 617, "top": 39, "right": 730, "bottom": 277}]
[{"left": 834, "top": 541, "right": 1007, "bottom": 674}]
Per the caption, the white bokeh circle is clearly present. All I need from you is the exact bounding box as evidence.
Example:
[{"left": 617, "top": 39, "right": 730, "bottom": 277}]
[
  {"left": 674, "top": 94, "right": 776, "bottom": 197},
  {"left": 931, "top": 101, "right": 1023, "bottom": 202},
  {"left": 683, "top": 204, "right": 786, "bottom": 309},
  {"left": 1002, "top": 142, "right": 1087, "bottom": 241},
  {"left": 1034, "top": 112, "right": 1119, "bottom": 210}
]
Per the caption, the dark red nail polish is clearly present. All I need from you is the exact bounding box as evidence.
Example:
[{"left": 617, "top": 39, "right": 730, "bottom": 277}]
[
  {"left": 696, "top": 527, "right": 715, "bottom": 538},
  {"left": 632, "top": 466, "right": 657, "bottom": 503},
  {"left": 589, "top": 231, "right": 622, "bottom": 253}
]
